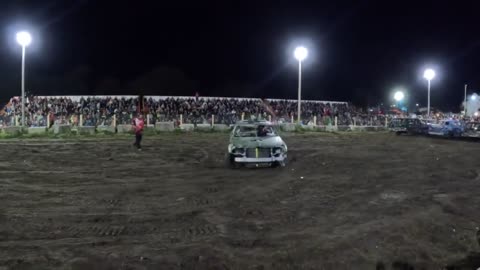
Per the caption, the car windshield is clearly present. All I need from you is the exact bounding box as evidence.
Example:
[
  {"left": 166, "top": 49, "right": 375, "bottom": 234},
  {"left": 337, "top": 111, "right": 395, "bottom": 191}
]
[
  {"left": 234, "top": 126, "right": 257, "bottom": 137},
  {"left": 234, "top": 125, "right": 276, "bottom": 137}
]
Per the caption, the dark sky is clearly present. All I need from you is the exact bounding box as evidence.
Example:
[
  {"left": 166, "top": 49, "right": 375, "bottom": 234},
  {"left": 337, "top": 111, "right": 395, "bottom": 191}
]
[{"left": 1, "top": 0, "right": 480, "bottom": 110}]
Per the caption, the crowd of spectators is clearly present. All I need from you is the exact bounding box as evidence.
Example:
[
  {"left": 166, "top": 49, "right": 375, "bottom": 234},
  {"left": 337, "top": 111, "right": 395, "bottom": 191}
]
[{"left": 0, "top": 96, "right": 390, "bottom": 127}]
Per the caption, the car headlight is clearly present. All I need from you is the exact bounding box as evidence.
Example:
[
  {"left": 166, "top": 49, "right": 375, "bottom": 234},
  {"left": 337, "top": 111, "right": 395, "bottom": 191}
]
[
  {"left": 273, "top": 147, "right": 286, "bottom": 155},
  {"left": 232, "top": 147, "right": 245, "bottom": 155},
  {"left": 273, "top": 148, "right": 283, "bottom": 154}
]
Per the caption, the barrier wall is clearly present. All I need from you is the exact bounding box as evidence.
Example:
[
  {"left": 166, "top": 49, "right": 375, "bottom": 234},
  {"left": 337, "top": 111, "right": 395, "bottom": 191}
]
[
  {"left": 97, "top": 126, "right": 116, "bottom": 133},
  {"left": 28, "top": 127, "right": 47, "bottom": 134},
  {"left": 53, "top": 125, "right": 71, "bottom": 134},
  {"left": 213, "top": 124, "right": 230, "bottom": 131},
  {"left": 179, "top": 124, "right": 194, "bottom": 131},
  {"left": 78, "top": 126, "right": 96, "bottom": 135},
  {"left": 1, "top": 122, "right": 389, "bottom": 137},
  {"left": 195, "top": 124, "right": 212, "bottom": 131},
  {"left": 3, "top": 126, "right": 22, "bottom": 135},
  {"left": 117, "top": 125, "right": 133, "bottom": 133}
]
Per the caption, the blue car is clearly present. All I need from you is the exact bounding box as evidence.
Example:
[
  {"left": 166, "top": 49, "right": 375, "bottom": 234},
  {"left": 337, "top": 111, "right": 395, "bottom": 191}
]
[{"left": 427, "top": 119, "right": 464, "bottom": 137}]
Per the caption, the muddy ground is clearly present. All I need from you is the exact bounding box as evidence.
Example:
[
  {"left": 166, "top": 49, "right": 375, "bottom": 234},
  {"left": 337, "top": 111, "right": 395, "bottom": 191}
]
[{"left": 0, "top": 132, "right": 479, "bottom": 270}]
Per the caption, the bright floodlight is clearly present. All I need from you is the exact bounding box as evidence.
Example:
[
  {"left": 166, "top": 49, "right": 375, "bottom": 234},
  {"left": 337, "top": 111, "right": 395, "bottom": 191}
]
[
  {"left": 294, "top": 46, "right": 308, "bottom": 61},
  {"left": 394, "top": 91, "right": 405, "bottom": 102},
  {"left": 16, "top": 31, "right": 32, "bottom": 47},
  {"left": 423, "top": 68, "right": 435, "bottom": 81},
  {"left": 471, "top": 94, "right": 477, "bottom": 101}
]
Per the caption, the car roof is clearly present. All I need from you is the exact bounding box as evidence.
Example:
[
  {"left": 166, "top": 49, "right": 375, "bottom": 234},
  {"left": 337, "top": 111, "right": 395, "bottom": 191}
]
[{"left": 234, "top": 120, "right": 273, "bottom": 126}]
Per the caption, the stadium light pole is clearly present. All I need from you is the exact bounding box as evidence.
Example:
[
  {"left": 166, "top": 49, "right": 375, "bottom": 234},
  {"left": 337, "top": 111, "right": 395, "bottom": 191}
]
[
  {"left": 423, "top": 68, "right": 435, "bottom": 118},
  {"left": 294, "top": 46, "right": 308, "bottom": 123},
  {"left": 16, "top": 31, "right": 32, "bottom": 127}
]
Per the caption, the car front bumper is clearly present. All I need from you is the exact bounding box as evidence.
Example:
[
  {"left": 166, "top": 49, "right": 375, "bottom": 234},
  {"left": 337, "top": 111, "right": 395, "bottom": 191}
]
[{"left": 234, "top": 155, "right": 286, "bottom": 163}]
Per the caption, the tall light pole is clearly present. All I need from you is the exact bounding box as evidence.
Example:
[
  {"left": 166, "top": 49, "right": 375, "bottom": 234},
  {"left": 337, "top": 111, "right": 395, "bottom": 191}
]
[
  {"left": 294, "top": 46, "right": 308, "bottom": 123},
  {"left": 423, "top": 68, "right": 435, "bottom": 118},
  {"left": 16, "top": 31, "right": 32, "bottom": 127}
]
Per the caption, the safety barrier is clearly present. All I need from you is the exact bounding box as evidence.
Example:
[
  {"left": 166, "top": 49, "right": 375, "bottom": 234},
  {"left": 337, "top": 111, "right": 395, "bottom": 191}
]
[
  {"left": 53, "top": 125, "right": 71, "bottom": 134},
  {"left": 28, "top": 127, "right": 47, "bottom": 134},
  {"left": 1, "top": 120, "right": 389, "bottom": 136},
  {"left": 77, "top": 126, "right": 96, "bottom": 135},
  {"left": 117, "top": 125, "right": 133, "bottom": 133}
]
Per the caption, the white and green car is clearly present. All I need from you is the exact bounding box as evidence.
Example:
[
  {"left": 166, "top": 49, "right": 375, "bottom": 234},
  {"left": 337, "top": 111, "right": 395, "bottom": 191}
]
[{"left": 227, "top": 121, "right": 287, "bottom": 168}]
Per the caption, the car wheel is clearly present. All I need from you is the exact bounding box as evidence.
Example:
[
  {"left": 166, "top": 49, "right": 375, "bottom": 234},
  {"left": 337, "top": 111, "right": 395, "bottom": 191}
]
[
  {"left": 272, "top": 159, "right": 287, "bottom": 168},
  {"left": 226, "top": 154, "right": 242, "bottom": 169}
]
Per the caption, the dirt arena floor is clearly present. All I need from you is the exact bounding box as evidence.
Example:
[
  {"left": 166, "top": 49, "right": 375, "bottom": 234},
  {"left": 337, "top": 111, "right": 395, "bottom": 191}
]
[{"left": 0, "top": 132, "right": 480, "bottom": 270}]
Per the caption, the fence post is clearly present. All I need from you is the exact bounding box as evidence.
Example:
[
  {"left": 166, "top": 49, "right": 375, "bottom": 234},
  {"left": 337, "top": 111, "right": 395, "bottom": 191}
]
[
  {"left": 291, "top": 114, "right": 294, "bottom": 123},
  {"left": 268, "top": 115, "right": 272, "bottom": 122},
  {"left": 313, "top": 115, "right": 317, "bottom": 126},
  {"left": 147, "top": 114, "right": 150, "bottom": 126},
  {"left": 47, "top": 114, "right": 50, "bottom": 128},
  {"left": 353, "top": 118, "right": 356, "bottom": 126},
  {"left": 241, "top": 112, "right": 245, "bottom": 121},
  {"left": 180, "top": 114, "right": 183, "bottom": 125},
  {"left": 79, "top": 114, "right": 83, "bottom": 127},
  {"left": 385, "top": 117, "right": 388, "bottom": 127},
  {"left": 335, "top": 116, "right": 338, "bottom": 127},
  {"left": 113, "top": 114, "right": 116, "bottom": 127},
  {"left": 211, "top": 114, "right": 215, "bottom": 126}
]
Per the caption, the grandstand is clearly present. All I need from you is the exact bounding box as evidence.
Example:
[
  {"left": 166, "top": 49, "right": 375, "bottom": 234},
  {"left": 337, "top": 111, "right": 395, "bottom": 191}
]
[{"left": 1, "top": 95, "right": 390, "bottom": 128}]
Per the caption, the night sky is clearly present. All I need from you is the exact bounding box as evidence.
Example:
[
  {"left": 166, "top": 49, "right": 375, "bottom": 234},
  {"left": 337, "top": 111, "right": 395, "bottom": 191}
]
[{"left": 1, "top": 0, "right": 480, "bottom": 110}]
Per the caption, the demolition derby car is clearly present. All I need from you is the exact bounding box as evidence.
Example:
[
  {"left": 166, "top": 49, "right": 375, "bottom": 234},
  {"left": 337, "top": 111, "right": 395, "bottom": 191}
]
[
  {"left": 389, "top": 117, "right": 429, "bottom": 135},
  {"left": 463, "top": 121, "right": 480, "bottom": 138},
  {"left": 227, "top": 120, "right": 287, "bottom": 168},
  {"left": 427, "top": 119, "right": 464, "bottom": 137}
]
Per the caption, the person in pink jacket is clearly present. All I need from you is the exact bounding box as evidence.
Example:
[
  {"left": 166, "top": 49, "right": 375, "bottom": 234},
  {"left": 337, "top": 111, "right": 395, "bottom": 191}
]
[{"left": 132, "top": 114, "right": 144, "bottom": 150}]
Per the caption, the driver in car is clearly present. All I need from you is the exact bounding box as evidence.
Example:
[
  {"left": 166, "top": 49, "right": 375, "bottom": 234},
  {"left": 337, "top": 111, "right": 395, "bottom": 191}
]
[{"left": 257, "top": 125, "right": 269, "bottom": 137}]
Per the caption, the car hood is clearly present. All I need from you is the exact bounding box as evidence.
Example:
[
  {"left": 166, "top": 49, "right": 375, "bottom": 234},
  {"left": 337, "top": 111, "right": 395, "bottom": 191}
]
[{"left": 231, "top": 136, "right": 285, "bottom": 148}]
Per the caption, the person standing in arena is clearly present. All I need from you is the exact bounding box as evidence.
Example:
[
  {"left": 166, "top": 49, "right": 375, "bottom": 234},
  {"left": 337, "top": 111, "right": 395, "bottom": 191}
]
[{"left": 132, "top": 114, "right": 144, "bottom": 150}]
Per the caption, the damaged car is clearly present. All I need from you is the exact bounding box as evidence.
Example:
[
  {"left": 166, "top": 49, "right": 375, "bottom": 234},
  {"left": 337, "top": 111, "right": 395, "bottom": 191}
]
[
  {"left": 428, "top": 119, "right": 464, "bottom": 138},
  {"left": 227, "top": 121, "right": 287, "bottom": 168}
]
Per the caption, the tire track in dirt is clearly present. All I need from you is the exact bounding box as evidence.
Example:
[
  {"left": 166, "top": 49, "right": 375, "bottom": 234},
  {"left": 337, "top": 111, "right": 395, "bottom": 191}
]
[{"left": 6, "top": 222, "right": 222, "bottom": 245}]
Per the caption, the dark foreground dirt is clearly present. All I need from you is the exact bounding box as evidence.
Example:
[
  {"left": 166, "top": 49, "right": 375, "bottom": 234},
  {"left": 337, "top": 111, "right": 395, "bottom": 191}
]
[{"left": 0, "top": 132, "right": 479, "bottom": 270}]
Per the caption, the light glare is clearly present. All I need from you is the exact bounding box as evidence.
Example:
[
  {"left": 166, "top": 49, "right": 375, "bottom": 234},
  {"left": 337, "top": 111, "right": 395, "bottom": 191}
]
[
  {"left": 294, "top": 46, "right": 308, "bottom": 61},
  {"left": 16, "top": 31, "right": 32, "bottom": 47},
  {"left": 423, "top": 68, "right": 435, "bottom": 80},
  {"left": 394, "top": 91, "right": 405, "bottom": 102},
  {"left": 471, "top": 94, "right": 477, "bottom": 101}
]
